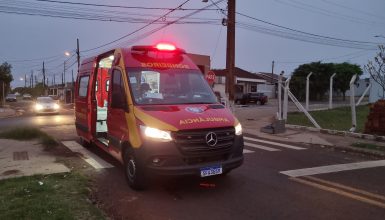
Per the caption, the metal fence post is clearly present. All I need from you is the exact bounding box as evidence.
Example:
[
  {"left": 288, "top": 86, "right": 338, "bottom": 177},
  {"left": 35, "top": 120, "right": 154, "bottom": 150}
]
[
  {"left": 283, "top": 78, "right": 291, "bottom": 120},
  {"left": 278, "top": 72, "right": 283, "bottom": 120},
  {"left": 329, "top": 73, "right": 336, "bottom": 109},
  {"left": 350, "top": 74, "right": 357, "bottom": 130}
]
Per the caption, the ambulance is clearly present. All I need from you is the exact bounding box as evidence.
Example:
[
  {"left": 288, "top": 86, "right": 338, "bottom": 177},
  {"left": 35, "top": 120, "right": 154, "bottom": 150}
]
[{"left": 75, "top": 43, "right": 244, "bottom": 190}]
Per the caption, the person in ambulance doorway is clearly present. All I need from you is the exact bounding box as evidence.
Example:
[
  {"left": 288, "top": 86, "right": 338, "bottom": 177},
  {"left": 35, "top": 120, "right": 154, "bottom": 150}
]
[{"left": 140, "top": 83, "right": 151, "bottom": 98}]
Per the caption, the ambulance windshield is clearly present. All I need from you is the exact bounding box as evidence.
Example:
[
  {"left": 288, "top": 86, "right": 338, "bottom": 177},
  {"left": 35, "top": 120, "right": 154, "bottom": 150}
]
[{"left": 127, "top": 68, "right": 217, "bottom": 105}]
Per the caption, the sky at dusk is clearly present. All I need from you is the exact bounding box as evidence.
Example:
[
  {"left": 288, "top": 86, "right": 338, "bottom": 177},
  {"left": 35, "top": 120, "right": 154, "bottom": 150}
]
[{"left": 0, "top": 0, "right": 384, "bottom": 88}]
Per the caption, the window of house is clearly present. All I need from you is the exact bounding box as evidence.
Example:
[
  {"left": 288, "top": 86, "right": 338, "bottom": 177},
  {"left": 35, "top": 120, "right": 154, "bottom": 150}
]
[{"left": 251, "top": 85, "right": 257, "bottom": 92}]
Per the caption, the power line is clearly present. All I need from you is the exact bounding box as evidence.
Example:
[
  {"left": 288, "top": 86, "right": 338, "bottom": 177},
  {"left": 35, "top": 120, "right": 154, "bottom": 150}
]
[
  {"left": 33, "top": 0, "right": 219, "bottom": 11},
  {"left": 236, "top": 11, "right": 378, "bottom": 45},
  {"left": 81, "top": 0, "right": 225, "bottom": 54},
  {"left": 274, "top": 0, "right": 385, "bottom": 26},
  {"left": 80, "top": 0, "right": 193, "bottom": 53}
]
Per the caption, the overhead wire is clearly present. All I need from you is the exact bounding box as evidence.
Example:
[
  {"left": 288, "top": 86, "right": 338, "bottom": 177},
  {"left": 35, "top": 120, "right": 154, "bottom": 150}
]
[{"left": 274, "top": 0, "right": 385, "bottom": 26}]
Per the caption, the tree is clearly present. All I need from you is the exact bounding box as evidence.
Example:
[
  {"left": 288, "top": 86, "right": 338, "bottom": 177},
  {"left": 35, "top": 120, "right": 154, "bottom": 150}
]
[
  {"left": 334, "top": 62, "right": 363, "bottom": 101},
  {"left": 0, "top": 62, "right": 13, "bottom": 104},
  {"left": 290, "top": 62, "right": 334, "bottom": 101},
  {"left": 365, "top": 45, "right": 385, "bottom": 99}
]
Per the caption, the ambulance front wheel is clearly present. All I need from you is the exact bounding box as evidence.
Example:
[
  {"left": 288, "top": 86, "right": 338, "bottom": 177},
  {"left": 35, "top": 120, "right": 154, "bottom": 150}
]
[{"left": 124, "top": 148, "right": 147, "bottom": 190}]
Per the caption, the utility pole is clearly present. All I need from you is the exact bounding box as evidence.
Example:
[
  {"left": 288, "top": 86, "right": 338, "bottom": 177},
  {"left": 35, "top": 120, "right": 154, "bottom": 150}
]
[
  {"left": 64, "top": 61, "right": 66, "bottom": 87},
  {"left": 62, "top": 72, "right": 64, "bottom": 86},
  {"left": 54, "top": 75, "right": 56, "bottom": 86},
  {"left": 77, "top": 38, "right": 80, "bottom": 72},
  {"left": 43, "top": 62, "right": 46, "bottom": 89},
  {"left": 24, "top": 74, "right": 27, "bottom": 88},
  {"left": 226, "top": 0, "right": 236, "bottom": 106},
  {"left": 72, "top": 69, "right": 74, "bottom": 85},
  {"left": 271, "top": 60, "right": 275, "bottom": 84},
  {"left": 31, "top": 70, "right": 34, "bottom": 88}
]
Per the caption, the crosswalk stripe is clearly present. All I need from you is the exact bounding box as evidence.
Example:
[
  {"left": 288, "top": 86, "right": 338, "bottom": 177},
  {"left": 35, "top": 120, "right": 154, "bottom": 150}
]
[
  {"left": 280, "top": 160, "right": 385, "bottom": 177},
  {"left": 62, "top": 141, "right": 114, "bottom": 169},
  {"left": 243, "top": 149, "right": 255, "bottom": 154},
  {"left": 244, "top": 142, "right": 280, "bottom": 151},
  {"left": 244, "top": 136, "right": 306, "bottom": 150}
]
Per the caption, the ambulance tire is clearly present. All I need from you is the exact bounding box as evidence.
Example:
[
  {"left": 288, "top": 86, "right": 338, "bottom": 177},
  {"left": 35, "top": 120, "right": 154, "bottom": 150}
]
[{"left": 124, "top": 148, "right": 147, "bottom": 190}]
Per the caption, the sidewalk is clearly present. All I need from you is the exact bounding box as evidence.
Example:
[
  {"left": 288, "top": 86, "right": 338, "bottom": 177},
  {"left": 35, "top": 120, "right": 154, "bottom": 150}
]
[
  {"left": 0, "top": 139, "right": 70, "bottom": 180},
  {"left": 0, "top": 107, "right": 16, "bottom": 118},
  {"left": 234, "top": 104, "right": 385, "bottom": 157}
]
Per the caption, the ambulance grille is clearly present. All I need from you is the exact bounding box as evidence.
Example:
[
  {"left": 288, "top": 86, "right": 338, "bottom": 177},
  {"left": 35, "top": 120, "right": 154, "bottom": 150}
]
[{"left": 172, "top": 127, "right": 235, "bottom": 155}]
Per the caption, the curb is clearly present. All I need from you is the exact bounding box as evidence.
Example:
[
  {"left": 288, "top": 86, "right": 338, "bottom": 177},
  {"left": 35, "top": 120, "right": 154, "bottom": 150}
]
[
  {"left": 285, "top": 124, "right": 385, "bottom": 157},
  {"left": 286, "top": 124, "right": 385, "bottom": 142}
]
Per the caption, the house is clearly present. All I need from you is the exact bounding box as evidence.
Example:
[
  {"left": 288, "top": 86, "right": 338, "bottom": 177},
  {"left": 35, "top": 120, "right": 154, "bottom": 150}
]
[
  {"left": 187, "top": 53, "right": 210, "bottom": 75},
  {"left": 256, "top": 72, "right": 286, "bottom": 98},
  {"left": 212, "top": 67, "right": 266, "bottom": 99}
]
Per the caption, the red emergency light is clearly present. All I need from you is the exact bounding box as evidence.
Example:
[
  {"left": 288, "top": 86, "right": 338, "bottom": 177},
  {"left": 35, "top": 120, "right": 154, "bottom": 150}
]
[
  {"left": 132, "top": 43, "right": 186, "bottom": 54},
  {"left": 155, "top": 43, "right": 176, "bottom": 51}
]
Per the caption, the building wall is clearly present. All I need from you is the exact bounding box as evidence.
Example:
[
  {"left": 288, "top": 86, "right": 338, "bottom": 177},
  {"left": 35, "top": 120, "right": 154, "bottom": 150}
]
[
  {"left": 369, "top": 78, "right": 384, "bottom": 103},
  {"left": 258, "top": 84, "right": 275, "bottom": 98},
  {"left": 187, "top": 53, "right": 210, "bottom": 74},
  {"left": 345, "top": 78, "right": 370, "bottom": 97}
]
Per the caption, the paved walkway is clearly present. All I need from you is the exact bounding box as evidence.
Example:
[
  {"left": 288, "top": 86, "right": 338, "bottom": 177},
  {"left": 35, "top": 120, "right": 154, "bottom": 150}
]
[
  {"left": 0, "top": 107, "right": 15, "bottom": 118},
  {"left": 0, "top": 139, "right": 70, "bottom": 180}
]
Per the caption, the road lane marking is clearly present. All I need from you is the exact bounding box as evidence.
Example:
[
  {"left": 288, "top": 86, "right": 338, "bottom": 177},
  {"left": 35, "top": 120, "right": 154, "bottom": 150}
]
[
  {"left": 62, "top": 141, "right": 114, "bottom": 169},
  {"left": 243, "top": 149, "right": 255, "bottom": 154},
  {"left": 303, "top": 176, "right": 385, "bottom": 202},
  {"left": 244, "top": 136, "right": 306, "bottom": 150},
  {"left": 244, "top": 142, "right": 280, "bottom": 152},
  {"left": 280, "top": 160, "right": 385, "bottom": 177},
  {"left": 290, "top": 177, "right": 385, "bottom": 209}
]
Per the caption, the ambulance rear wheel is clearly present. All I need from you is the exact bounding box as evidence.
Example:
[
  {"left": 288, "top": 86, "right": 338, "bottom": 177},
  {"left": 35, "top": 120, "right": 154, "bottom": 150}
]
[{"left": 124, "top": 148, "right": 147, "bottom": 190}]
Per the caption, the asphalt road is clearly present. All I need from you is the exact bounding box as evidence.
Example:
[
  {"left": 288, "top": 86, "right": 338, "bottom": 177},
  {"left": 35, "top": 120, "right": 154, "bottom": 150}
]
[
  {"left": 87, "top": 133, "right": 385, "bottom": 220},
  {"left": 1, "top": 100, "right": 384, "bottom": 219},
  {"left": 0, "top": 100, "right": 74, "bottom": 129}
]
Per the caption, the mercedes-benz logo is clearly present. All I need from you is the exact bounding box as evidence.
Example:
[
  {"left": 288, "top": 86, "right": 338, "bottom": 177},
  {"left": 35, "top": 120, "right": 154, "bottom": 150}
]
[{"left": 205, "top": 132, "right": 218, "bottom": 147}]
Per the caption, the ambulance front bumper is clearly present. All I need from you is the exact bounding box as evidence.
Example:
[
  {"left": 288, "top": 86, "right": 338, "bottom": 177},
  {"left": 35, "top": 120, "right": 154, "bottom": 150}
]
[{"left": 135, "top": 135, "right": 244, "bottom": 176}]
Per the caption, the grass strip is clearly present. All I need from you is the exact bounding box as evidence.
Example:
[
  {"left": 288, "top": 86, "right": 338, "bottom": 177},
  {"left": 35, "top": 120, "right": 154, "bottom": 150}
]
[
  {"left": 287, "top": 105, "right": 370, "bottom": 132},
  {"left": 0, "top": 173, "right": 104, "bottom": 220},
  {"left": 351, "top": 142, "right": 385, "bottom": 151}
]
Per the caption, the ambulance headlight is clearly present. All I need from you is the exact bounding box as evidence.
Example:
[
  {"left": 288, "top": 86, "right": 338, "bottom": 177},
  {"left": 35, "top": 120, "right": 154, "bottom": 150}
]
[
  {"left": 35, "top": 104, "right": 43, "bottom": 111},
  {"left": 235, "top": 123, "right": 242, "bottom": 135},
  {"left": 140, "top": 125, "right": 172, "bottom": 141},
  {"left": 53, "top": 103, "right": 60, "bottom": 110}
]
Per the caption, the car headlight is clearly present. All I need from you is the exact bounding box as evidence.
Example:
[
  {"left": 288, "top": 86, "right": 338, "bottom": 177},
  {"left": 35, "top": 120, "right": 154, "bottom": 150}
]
[
  {"left": 235, "top": 123, "right": 242, "bottom": 135},
  {"left": 140, "top": 125, "right": 172, "bottom": 141},
  {"left": 53, "top": 103, "right": 60, "bottom": 109},
  {"left": 35, "top": 104, "right": 43, "bottom": 111}
]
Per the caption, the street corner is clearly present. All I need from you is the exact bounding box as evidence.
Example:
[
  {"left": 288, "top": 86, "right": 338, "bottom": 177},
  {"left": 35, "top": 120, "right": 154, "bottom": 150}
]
[{"left": 0, "top": 139, "right": 70, "bottom": 181}]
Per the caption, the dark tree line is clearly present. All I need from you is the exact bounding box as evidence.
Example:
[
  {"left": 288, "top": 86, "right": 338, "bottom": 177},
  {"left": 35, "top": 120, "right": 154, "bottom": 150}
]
[{"left": 290, "top": 62, "right": 362, "bottom": 101}]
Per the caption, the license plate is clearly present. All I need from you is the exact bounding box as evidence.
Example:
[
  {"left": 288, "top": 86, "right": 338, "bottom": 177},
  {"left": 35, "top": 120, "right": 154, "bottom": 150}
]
[{"left": 200, "top": 165, "right": 223, "bottom": 177}]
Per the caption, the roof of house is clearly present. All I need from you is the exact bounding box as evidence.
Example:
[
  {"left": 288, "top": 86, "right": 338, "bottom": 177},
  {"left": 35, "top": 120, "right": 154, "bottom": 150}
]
[
  {"left": 257, "top": 72, "right": 286, "bottom": 83},
  {"left": 212, "top": 67, "right": 265, "bottom": 80}
]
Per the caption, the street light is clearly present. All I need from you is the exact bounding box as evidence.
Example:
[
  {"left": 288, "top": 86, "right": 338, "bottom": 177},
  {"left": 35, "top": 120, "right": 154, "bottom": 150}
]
[{"left": 63, "top": 52, "right": 71, "bottom": 87}]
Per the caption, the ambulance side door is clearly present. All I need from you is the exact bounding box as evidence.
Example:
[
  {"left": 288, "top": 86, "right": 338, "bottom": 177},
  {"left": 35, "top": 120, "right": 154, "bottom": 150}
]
[{"left": 107, "top": 68, "right": 129, "bottom": 149}]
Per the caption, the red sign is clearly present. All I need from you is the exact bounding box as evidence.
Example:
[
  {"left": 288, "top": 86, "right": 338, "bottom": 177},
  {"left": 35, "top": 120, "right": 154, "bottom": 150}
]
[{"left": 206, "top": 71, "right": 216, "bottom": 84}]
